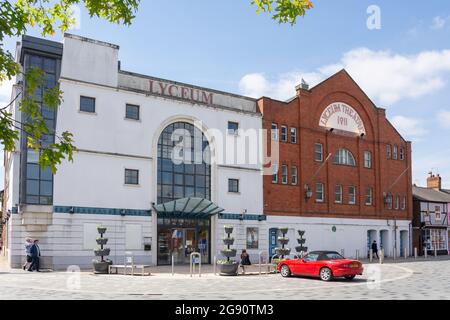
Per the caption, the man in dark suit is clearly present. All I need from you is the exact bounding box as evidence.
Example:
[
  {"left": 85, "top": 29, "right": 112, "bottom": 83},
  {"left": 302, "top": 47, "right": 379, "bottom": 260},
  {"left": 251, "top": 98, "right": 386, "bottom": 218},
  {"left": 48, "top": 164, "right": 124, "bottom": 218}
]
[{"left": 28, "top": 239, "right": 41, "bottom": 272}]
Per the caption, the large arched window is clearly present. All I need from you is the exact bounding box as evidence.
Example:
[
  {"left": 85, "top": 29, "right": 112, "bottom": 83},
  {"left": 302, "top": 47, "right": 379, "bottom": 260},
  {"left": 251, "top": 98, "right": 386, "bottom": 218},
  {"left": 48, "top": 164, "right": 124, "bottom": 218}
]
[
  {"left": 333, "top": 148, "right": 356, "bottom": 166},
  {"left": 157, "top": 122, "right": 211, "bottom": 204}
]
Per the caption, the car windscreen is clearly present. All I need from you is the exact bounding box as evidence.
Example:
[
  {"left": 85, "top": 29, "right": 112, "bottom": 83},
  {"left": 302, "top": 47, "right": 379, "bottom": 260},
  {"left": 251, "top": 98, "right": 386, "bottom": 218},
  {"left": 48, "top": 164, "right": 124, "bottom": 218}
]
[
  {"left": 303, "top": 253, "right": 319, "bottom": 262},
  {"left": 324, "top": 252, "right": 344, "bottom": 260}
]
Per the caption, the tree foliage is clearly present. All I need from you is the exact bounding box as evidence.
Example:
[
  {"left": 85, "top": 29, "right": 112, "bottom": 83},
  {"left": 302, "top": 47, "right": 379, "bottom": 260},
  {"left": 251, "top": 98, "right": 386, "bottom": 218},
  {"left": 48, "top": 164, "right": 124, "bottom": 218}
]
[
  {"left": 0, "top": 0, "right": 140, "bottom": 172},
  {"left": 252, "top": 0, "right": 313, "bottom": 25}
]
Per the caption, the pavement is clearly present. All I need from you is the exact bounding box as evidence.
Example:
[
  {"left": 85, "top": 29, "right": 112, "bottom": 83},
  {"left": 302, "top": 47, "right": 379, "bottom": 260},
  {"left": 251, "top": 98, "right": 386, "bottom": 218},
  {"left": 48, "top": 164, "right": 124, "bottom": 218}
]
[{"left": 0, "top": 256, "right": 449, "bottom": 300}]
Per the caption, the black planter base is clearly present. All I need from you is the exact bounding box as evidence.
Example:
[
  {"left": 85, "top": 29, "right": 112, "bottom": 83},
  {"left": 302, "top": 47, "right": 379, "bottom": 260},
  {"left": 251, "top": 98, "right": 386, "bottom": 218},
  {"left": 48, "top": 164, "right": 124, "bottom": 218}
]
[
  {"left": 93, "top": 260, "right": 112, "bottom": 274},
  {"left": 219, "top": 262, "right": 239, "bottom": 276}
]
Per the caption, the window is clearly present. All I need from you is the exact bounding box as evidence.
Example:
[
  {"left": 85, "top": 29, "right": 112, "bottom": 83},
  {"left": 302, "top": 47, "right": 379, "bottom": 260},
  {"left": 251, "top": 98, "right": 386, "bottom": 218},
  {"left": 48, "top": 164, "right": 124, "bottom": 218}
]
[
  {"left": 365, "top": 188, "right": 373, "bottom": 206},
  {"left": 271, "top": 123, "right": 278, "bottom": 141},
  {"left": 80, "top": 96, "right": 95, "bottom": 113},
  {"left": 290, "top": 128, "right": 297, "bottom": 144},
  {"left": 386, "top": 193, "right": 393, "bottom": 209},
  {"left": 401, "top": 196, "right": 406, "bottom": 210},
  {"left": 335, "top": 185, "right": 343, "bottom": 203},
  {"left": 395, "top": 195, "right": 400, "bottom": 210},
  {"left": 364, "top": 151, "right": 372, "bottom": 168},
  {"left": 228, "top": 179, "right": 239, "bottom": 193},
  {"left": 393, "top": 145, "right": 398, "bottom": 160},
  {"left": 157, "top": 122, "right": 211, "bottom": 203},
  {"left": 272, "top": 164, "right": 278, "bottom": 183},
  {"left": 400, "top": 147, "right": 405, "bottom": 160},
  {"left": 125, "top": 169, "right": 139, "bottom": 185},
  {"left": 315, "top": 143, "right": 323, "bottom": 162},
  {"left": 349, "top": 186, "right": 356, "bottom": 205},
  {"left": 281, "top": 165, "right": 288, "bottom": 184},
  {"left": 246, "top": 227, "right": 259, "bottom": 249},
  {"left": 227, "top": 121, "right": 239, "bottom": 135},
  {"left": 281, "top": 126, "right": 288, "bottom": 142},
  {"left": 423, "top": 229, "right": 447, "bottom": 251},
  {"left": 291, "top": 166, "right": 298, "bottom": 185},
  {"left": 333, "top": 149, "right": 356, "bottom": 166},
  {"left": 316, "top": 183, "right": 324, "bottom": 202},
  {"left": 125, "top": 104, "right": 140, "bottom": 120},
  {"left": 386, "top": 144, "right": 392, "bottom": 159}
]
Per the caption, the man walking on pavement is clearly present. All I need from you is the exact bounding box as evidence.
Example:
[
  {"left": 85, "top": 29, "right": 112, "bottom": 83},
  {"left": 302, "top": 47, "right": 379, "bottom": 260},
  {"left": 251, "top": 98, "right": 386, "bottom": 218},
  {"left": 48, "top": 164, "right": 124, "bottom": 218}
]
[
  {"left": 28, "top": 239, "right": 41, "bottom": 272},
  {"left": 371, "top": 240, "right": 379, "bottom": 259}
]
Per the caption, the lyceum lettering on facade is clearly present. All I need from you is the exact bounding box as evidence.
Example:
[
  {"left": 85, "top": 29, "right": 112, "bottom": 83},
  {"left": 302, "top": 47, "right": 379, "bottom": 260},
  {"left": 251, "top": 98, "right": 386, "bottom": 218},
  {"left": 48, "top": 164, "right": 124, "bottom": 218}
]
[{"left": 149, "top": 79, "right": 214, "bottom": 105}]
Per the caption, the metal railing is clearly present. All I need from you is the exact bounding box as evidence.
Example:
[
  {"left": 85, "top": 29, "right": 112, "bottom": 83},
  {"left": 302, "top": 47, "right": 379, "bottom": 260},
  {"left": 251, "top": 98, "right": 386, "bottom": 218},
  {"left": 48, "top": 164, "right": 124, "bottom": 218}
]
[{"left": 190, "top": 252, "right": 201, "bottom": 277}]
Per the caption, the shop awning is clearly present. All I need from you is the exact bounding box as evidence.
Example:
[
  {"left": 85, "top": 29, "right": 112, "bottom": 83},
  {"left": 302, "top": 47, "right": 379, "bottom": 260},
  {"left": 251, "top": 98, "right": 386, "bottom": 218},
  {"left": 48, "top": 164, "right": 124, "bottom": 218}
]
[{"left": 153, "top": 197, "right": 224, "bottom": 219}]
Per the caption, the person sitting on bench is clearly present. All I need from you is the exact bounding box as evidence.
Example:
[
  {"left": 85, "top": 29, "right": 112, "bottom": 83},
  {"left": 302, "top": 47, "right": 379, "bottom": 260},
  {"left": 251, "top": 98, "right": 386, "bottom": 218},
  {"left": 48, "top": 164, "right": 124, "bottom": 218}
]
[{"left": 240, "top": 249, "right": 251, "bottom": 266}]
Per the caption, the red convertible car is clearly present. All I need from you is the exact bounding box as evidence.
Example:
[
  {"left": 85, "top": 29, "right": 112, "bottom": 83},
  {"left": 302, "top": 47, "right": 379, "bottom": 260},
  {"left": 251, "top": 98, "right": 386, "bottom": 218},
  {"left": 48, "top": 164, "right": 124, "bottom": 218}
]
[{"left": 277, "top": 251, "right": 364, "bottom": 281}]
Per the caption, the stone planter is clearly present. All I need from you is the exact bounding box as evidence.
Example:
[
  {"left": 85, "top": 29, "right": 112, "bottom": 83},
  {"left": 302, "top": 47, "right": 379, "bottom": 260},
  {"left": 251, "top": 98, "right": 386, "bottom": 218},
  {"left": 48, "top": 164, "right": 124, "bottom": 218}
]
[
  {"left": 278, "top": 237, "right": 289, "bottom": 245},
  {"left": 219, "top": 261, "right": 239, "bottom": 276},
  {"left": 276, "top": 248, "right": 291, "bottom": 256},
  {"left": 97, "top": 226, "right": 107, "bottom": 234},
  {"left": 279, "top": 227, "right": 289, "bottom": 234},
  {"left": 93, "top": 260, "right": 112, "bottom": 274},
  {"left": 224, "top": 226, "right": 234, "bottom": 234},
  {"left": 96, "top": 238, "right": 108, "bottom": 245},
  {"left": 94, "top": 248, "right": 110, "bottom": 257},
  {"left": 222, "top": 238, "right": 235, "bottom": 246},
  {"left": 295, "top": 246, "right": 308, "bottom": 253},
  {"left": 297, "top": 238, "right": 306, "bottom": 245},
  {"left": 221, "top": 249, "right": 237, "bottom": 258}
]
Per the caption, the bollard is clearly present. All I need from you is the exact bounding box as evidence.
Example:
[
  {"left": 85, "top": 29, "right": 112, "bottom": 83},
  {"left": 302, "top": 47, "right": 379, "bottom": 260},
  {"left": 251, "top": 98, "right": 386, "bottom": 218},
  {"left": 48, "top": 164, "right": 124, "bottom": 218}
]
[
  {"left": 379, "top": 249, "right": 384, "bottom": 264},
  {"left": 424, "top": 248, "right": 428, "bottom": 259},
  {"left": 369, "top": 249, "right": 373, "bottom": 262},
  {"left": 213, "top": 256, "right": 217, "bottom": 275},
  {"left": 172, "top": 254, "right": 175, "bottom": 276},
  {"left": 434, "top": 248, "right": 437, "bottom": 258},
  {"left": 414, "top": 247, "right": 417, "bottom": 260},
  {"left": 356, "top": 249, "right": 359, "bottom": 260},
  {"left": 404, "top": 248, "right": 407, "bottom": 259}
]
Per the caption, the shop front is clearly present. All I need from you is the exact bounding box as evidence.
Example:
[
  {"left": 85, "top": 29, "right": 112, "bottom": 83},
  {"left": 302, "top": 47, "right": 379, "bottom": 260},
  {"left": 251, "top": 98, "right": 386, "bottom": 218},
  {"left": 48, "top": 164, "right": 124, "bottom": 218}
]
[{"left": 153, "top": 197, "right": 223, "bottom": 265}]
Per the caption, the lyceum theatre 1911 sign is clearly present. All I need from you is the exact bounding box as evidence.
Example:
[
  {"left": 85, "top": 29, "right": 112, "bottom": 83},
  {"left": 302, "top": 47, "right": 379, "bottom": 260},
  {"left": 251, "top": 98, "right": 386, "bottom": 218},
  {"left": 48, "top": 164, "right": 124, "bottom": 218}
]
[{"left": 319, "top": 102, "right": 366, "bottom": 135}]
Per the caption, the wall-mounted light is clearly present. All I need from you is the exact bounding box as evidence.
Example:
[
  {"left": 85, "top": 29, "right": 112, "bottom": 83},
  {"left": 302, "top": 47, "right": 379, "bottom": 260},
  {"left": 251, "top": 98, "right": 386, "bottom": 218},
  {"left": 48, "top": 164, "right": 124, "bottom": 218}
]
[
  {"left": 120, "top": 209, "right": 126, "bottom": 216},
  {"left": 304, "top": 184, "right": 312, "bottom": 199},
  {"left": 69, "top": 207, "right": 75, "bottom": 214}
]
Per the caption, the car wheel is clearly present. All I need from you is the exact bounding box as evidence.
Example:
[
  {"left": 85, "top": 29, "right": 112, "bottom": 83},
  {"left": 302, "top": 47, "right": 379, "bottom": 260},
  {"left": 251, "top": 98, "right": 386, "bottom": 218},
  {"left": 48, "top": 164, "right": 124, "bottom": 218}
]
[
  {"left": 319, "top": 267, "right": 332, "bottom": 281},
  {"left": 280, "top": 265, "right": 291, "bottom": 277},
  {"left": 345, "top": 275, "right": 356, "bottom": 280}
]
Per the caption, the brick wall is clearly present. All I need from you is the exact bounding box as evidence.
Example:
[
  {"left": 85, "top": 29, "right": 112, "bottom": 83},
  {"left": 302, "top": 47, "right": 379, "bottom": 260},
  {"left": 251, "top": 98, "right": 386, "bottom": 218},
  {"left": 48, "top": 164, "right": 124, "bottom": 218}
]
[{"left": 259, "top": 70, "right": 413, "bottom": 222}]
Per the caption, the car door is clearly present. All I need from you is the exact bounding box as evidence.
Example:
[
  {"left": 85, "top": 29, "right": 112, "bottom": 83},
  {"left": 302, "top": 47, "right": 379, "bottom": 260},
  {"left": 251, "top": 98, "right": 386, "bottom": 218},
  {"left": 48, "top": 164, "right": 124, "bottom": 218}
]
[{"left": 299, "top": 253, "right": 320, "bottom": 275}]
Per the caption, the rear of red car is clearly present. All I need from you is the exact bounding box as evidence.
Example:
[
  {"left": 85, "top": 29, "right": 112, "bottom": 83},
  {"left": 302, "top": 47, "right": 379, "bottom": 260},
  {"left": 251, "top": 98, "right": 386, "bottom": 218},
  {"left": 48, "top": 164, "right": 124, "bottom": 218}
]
[{"left": 331, "top": 259, "right": 364, "bottom": 277}]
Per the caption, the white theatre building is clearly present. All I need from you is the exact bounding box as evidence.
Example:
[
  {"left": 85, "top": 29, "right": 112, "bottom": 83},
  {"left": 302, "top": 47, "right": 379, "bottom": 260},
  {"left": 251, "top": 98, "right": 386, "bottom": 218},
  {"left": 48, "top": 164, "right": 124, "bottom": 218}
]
[{"left": 3, "top": 34, "right": 266, "bottom": 270}]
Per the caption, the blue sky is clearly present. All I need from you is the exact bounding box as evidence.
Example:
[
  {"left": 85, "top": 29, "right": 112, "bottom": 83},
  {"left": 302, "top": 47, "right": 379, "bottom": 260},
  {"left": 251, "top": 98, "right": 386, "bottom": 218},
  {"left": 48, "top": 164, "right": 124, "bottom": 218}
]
[{"left": 1, "top": 0, "right": 450, "bottom": 188}]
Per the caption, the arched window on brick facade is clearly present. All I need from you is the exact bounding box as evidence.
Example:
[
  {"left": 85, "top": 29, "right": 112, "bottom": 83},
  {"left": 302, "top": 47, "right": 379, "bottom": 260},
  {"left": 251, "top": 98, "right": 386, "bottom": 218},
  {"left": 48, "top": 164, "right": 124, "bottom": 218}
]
[{"left": 333, "top": 148, "right": 356, "bottom": 166}]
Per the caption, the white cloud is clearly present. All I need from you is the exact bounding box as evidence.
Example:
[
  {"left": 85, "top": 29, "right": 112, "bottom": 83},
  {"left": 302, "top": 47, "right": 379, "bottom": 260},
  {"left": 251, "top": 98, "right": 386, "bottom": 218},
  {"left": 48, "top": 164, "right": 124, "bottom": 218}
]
[
  {"left": 239, "top": 48, "right": 450, "bottom": 105},
  {"left": 390, "top": 115, "right": 428, "bottom": 138},
  {"left": 437, "top": 110, "right": 450, "bottom": 129},
  {"left": 431, "top": 16, "right": 448, "bottom": 30},
  {"left": 0, "top": 78, "right": 14, "bottom": 106}
]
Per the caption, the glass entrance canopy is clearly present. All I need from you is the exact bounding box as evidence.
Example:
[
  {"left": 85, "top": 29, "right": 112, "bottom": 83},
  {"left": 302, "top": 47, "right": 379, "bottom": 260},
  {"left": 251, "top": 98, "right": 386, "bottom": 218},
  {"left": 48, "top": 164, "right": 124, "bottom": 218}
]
[{"left": 153, "top": 197, "right": 224, "bottom": 219}]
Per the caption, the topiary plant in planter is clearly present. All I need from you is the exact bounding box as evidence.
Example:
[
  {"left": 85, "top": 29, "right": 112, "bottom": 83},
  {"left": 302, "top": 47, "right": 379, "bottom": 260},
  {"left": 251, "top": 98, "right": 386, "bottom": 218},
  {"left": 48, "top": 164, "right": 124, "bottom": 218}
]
[
  {"left": 275, "top": 227, "right": 291, "bottom": 259},
  {"left": 93, "top": 225, "right": 112, "bottom": 274},
  {"left": 218, "top": 225, "right": 239, "bottom": 276}
]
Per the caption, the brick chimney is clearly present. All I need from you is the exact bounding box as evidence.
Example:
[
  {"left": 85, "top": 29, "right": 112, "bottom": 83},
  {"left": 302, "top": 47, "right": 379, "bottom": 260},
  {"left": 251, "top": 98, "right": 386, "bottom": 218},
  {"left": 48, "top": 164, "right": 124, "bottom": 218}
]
[{"left": 427, "top": 172, "right": 442, "bottom": 189}]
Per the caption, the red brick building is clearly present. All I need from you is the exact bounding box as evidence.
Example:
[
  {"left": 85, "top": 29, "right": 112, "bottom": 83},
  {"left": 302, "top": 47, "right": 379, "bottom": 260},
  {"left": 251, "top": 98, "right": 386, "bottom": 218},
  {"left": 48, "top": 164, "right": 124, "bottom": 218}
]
[{"left": 259, "top": 70, "right": 413, "bottom": 258}]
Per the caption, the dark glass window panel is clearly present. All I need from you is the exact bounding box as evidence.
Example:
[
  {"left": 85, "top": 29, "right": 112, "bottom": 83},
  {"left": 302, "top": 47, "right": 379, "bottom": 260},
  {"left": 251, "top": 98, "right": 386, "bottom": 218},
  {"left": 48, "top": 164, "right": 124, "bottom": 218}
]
[
  {"left": 26, "top": 196, "right": 39, "bottom": 204},
  {"left": 162, "top": 159, "right": 172, "bottom": 171},
  {"left": 162, "top": 186, "right": 173, "bottom": 198},
  {"left": 44, "top": 74, "right": 56, "bottom": 89},
  {"left": 124, "top": 169, "right": 139, "bottom": 185},
  {"left": 43, "top": 58, "right": 56, "bottom": 73},
  {"left": 174, "top": 186, "right": 184, "bottom": 198},
  {"left": 174, "top": 164, "right": 184, "bottom": 173},
  {"left": 41, "top": 167, "right": 52, "bottom": 181},
  {"left": 80, "top": 96, "right": 95, "bottom": 113},
  {"left": 40, "top": 181, "right": 53, "bottom": 196},
  {"left": 27, "top": 149, "right": 39, "bottom": 163},
  {"left": 185, "top": 175, "right": 194, "bottom": 186},
  {"left": 27, "top": 164, "right": 40, "bottom": 179},
  {"left": 26, "top": 180, "right": 39, "bottom": 195},
  {"left": 184, "top": 164, "right": 195, "bottom": 174},
  {"left": 195, "top": 175, "right": 205, "bottom": 187},
  {"left": 30, "top": 55, "right": 43, "bottom": 68},
  {"left": 228, "top": 121, "right": 239, "bottom": 133},
  {"left": 228, "top": 179, "right": 239, "bottom": 193},
  {"left": 40, "top": 196, "right": 52, "bottom": 205},
  {"left": 42, "top": 106, "right": 55, "bottom": 119},
  {"left": 195, "top": 164, "right": 205, "bottom": 175},
  {"left": 185, "top": 187, "right": 195, "bottom": 197},
  {"left": 125, "top": 104, "right": 140, "bottom": 120},
  {"left": 161, "top": 172, "right": 172, "bottom": 185},
  {"left": 174, "top": 174, "right": 183, "bottom": 185},
  {"left": 195, "top": 187, "right": 205, "bottom": 198}
]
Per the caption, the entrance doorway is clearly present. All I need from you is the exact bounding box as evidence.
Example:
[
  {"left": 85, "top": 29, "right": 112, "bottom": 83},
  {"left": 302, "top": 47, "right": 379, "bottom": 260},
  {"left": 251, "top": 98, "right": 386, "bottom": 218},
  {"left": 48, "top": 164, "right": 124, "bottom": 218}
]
[{"left": 157, "top": 217, "right": 210, "bottom": 265}]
